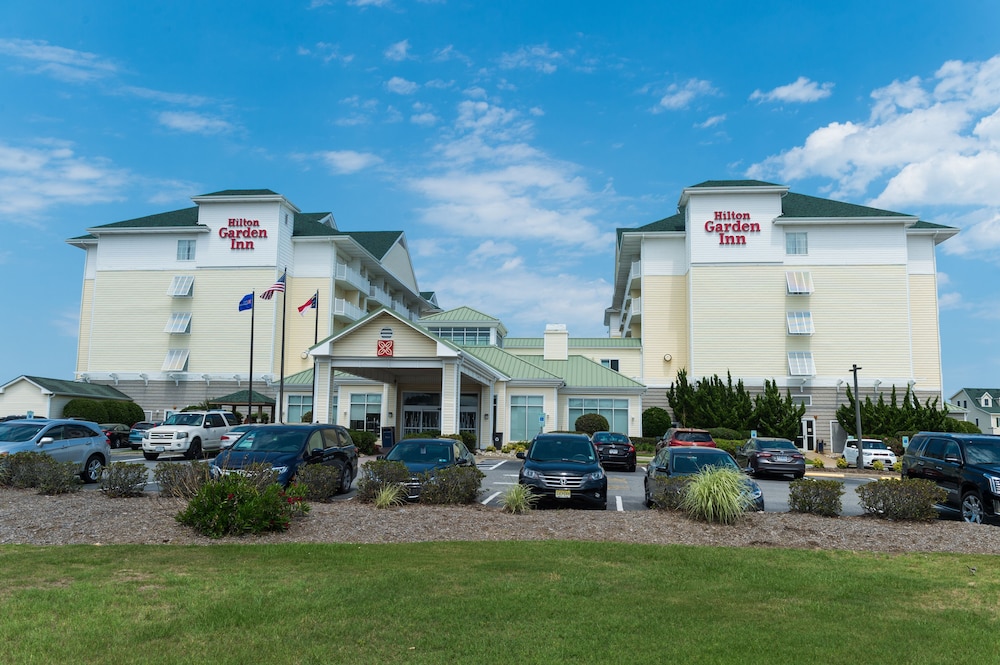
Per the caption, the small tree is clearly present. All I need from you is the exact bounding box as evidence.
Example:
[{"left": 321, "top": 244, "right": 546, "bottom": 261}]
[
  {"left": 574, "top": 413, "right": 609, "bottom": 435},
  {"left": 642, "top": 407, "right": 672, "bottom": 438}
]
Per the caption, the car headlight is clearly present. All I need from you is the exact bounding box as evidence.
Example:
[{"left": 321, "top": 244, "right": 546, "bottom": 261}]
[
  {"left": 744, "top": 482, "right": 763, "bottom": 499},
  {"left": 585, "top": 469, "right": 605, "bottom": 482},
  {"left": 176, "top": 432, "right": 188, "bottom": 439},
  {"left": 521, "top": 467, "right": 542, "bottom": 481},
  {"left": 272, "top": 465, "right": 288, "bottom": 475},
  {"left": 988, "top": 475, "right": 1000, "bottom": 495}
]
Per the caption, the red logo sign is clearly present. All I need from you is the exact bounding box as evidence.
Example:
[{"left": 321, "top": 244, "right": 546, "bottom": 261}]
[{"left": 377, "top": 340, "right": 394, "bottom": 357}]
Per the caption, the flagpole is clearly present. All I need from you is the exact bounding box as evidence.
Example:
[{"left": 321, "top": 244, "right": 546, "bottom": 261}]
[
  {"left": 248, "top": 291, "right": 254, "bottom": 423},
  {"left": 311, "top": 290, "right": 319, "bottom": 423},
  {"left": 278, "top": 268, "right": 288, "bottom": 424}
]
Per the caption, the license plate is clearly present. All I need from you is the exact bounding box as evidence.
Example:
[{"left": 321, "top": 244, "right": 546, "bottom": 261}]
[
  {"left": 776, "top": 456, "right": 790, "bottom": 462},
  {"left": 555, "top": 489, "right": 571, "bottom": 499},
  {"left": 609, "top": 448, "right": 618, "bottom": 454},
  {"left": 154, "top": 446, "right": 164, "bottom": 453}
]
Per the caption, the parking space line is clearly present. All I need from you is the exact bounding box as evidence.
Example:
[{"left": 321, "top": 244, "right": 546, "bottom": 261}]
[
  {"left": 615, "top": 495, "right": 623, "bottom": 512},
  {"left": 478, "top": 460, "right": 507, "bottom": 471},
  {"left": 482, "top": 491, "right": 501, "bottom": 505}
]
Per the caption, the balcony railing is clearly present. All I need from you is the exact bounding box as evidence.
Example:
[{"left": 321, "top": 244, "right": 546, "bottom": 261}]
[
  {"left": 369, "top": 284, "right": 392, "bottom": 308},
  {"left": 628, "top": 260, "right": 641, "bottom": 288},
  {"left": 333, "top": 298, "right": 363, "bottom": 321},
  {"left": 335, "top": 263, "right": 370, "bottom": 293}
]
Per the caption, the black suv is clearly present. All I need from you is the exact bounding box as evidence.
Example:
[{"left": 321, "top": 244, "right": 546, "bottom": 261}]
[
  {"left": 517, "top": 433, "right": 607, "bottom": 509},
  {"left": 901, "top": 432, "right": 1000, "bottom": 524}
]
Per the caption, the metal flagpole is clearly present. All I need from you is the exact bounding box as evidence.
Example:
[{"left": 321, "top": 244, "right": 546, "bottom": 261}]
[
  {"left": 248, "top": 291, "right": 255, "bottom": 423},
  {"left": 278, "top": 268, "right": 288, "bottom": 423},
  {"left": 311, "top": 290, "right": 319, "bottom": 423}
]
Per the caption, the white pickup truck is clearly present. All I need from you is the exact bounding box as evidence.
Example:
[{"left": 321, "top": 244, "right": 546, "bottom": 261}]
[{"left": 142, "top": 411, "right": 237, "bottom": 460}]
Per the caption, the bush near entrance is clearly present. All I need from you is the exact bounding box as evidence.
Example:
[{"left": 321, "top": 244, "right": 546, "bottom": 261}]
[{"left": 574, "top": 413, "right": 609, "bottom": 435}]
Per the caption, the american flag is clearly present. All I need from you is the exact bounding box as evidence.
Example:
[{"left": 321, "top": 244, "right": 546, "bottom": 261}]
[{"left": 259, "top": 273, "right": 286, "bottom": 300}]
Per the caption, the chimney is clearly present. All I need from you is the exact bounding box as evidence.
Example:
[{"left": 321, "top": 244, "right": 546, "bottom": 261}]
[{"left": 543, "top": 324, "right": 568, "bottom": 361}]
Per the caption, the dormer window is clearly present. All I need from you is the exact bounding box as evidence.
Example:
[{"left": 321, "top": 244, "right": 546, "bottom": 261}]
[{"left": 983, "top": 395, "right": 993, "bottom": 408}]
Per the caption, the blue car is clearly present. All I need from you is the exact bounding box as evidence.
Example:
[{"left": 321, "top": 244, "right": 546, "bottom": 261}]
[
  {"left": 380, "top": 438, "right": 477, "bottom": 500},
  {"left": 211, "top": 424, "right": 358, "bottom": 492},
  {"left": 128, "top": 421, "right": 160, "bottom": 449}
]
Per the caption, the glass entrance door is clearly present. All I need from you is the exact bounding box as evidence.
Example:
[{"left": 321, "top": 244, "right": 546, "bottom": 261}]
[{"left": 402, "top": 392, "right": 441, "bottom": 436}]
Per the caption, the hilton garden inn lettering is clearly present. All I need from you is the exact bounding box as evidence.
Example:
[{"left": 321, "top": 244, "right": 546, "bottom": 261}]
[
  {"left": 219, "top": 218, "right": 269, "bottom": 250},
  {"left": 704, "top": 211, "right": 760, "bottom": 246}
]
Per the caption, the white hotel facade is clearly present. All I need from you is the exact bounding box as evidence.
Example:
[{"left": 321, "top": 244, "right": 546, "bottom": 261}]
[{"left": 65, "top": 182, "right": 957, "bottom": 451}]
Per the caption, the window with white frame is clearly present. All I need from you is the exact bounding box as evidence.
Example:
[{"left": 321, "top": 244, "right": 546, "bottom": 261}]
[
  {"left": 568, "top": 398, "right": 629, "bottom": 434},
  {"left": 510, "top": 395, "right": 544, "bottom": 442},
  {"left": 785, "top": 271, "right": 813, "bottom": 295},
  {"left": 168, "top": 275, "right": 194, "bottom": 297},
  {"left": 164, "top": 313, "right": 192, "bottom": 334},
  {"left": 785, "top": 232, "right": 808, "bottom": 255},
  {"left": 427, "top": 326, "right": 492, "bottom": 346},
  {"left": 162, "top": 349, "right": 190, "bottom": 371},
  {"left": 600, "top": 359, "right": 620, "bottom": 372},
  {"left": 287, "top": 395, "right": 313, "bottom": 424},
  {"left": 176, "top": 239, "right": 196, "bottom": 261},
  {"left": 791, "top": 395, "right": 812, "bottom": 407},
  {"left": 786, "top": 311, "right": 814, "bottom": 335},
  {"left": 350, "top": 393, "right": 381, "bottom": 431},
  {"left": 787, "top": 351, "right": 815, "bottom": 376}
]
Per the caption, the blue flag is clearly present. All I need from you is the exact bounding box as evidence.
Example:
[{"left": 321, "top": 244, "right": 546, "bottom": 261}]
[{"left": 238, "top": 293, "right": 254, "bottom": 311}]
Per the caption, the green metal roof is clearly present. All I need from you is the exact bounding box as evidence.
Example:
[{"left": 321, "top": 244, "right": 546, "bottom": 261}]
[
  {"left": 513, "top": 356, "right": 646, "bottom": 389},
  {"left": 208, "top": 389, "right": 275, "bottom": 405},
  {"left": 458, "top": 346, "right": 563, "bottom": 381},
  {"left": 505, "top": 337, "right": 642, "bottom": 348},
  {"left": 11, "top": 376, "right": 132, "bottom": 400},
  {"left": 420, "top": 306, "right": 501, "bottom": 324},
  {"left": 197, "top": 189, "right": 280, "bottom": 197}
]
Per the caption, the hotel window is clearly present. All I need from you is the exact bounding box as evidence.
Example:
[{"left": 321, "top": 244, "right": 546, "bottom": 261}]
[
  {"left": 168, "top": 275, "right": 194, "bottom": 297},
  {"left": 568, "top": 398, "right": 629, "bottom": 434},
  {"left": 287, "top": 395, "right": 313, "bottom": 424},
  {"left": 785, "top": 271, "right": 813, "bottom": 295},
  {"left": 787, "top": 351, "right": 815, "bottom": 377},
  {"left": 176, "top": 239, "right": 196, "bottom": 261},
  {"left": 164, "top": 313, "right": 192, "bottom": 334},
  {"left": 786, "top": 312, "right": 814, "bottom": 335},
  {"left": 510, "top": 395, "right": 544, "bottom": 442},
  {"left": 601, "top": 359, "right": 620, "bottom": 372},
  {"left": 791, "top": 395, "right": 812, "bottom": 407},
  {"left": 162, "top": 349, "right": 190, "bottom": 372},
  {"left": 428, "top": 326, "right": 492, "bottom": 346},
  {"left": 786, "top": 232, "right": 808, "bottom": 255},
  {"left": 350, "top": 393, "right": 382, "bottom": 432}
]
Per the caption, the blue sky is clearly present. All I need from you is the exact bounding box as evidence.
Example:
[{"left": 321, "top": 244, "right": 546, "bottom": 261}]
[{"left": 2, "top": 0, "right": 999, "bottom": 399}]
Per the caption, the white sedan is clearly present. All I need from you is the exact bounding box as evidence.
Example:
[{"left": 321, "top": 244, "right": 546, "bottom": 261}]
[{"left": 843, "top": 439, "right": 897, "bottom": 468}]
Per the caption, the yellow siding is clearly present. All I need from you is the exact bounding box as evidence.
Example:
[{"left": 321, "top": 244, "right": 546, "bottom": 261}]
[
  {"left": 77, "top": 280, "right": 94, "bottom": 373},
  {"left": 284, "top": 278, "right": 328, "bottom": 377},
  {"left": 640, "top": 275, "right": 690, "bottom": 384},
  {"left": 909, "top": 274, "right": 943, "bottom": 390},
  {"left": 333, "top": 317, "right": 438, "bottom": 357}
]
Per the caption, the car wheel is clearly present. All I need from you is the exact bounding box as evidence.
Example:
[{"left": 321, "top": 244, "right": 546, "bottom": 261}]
[
  {"left": 793, "top": 472, "right": 804, "bottom": 479},
  {"left": 334, "top": 460, "right": 353, "bottom": 494},
  {"left": 643, "top": 479, "right": 653, "bottom": 508},
  {"left": 628, "top": 461, "right": 637, "bottom": 473},
  {"left": 143, "top": 452, "right": 159, "bottom": 461},
  {"left": 961, "top": 490, "right": 985, "bottom": 524},
  {"left": 185, "top": 439, "right": 203, "bottom": 460},
  {"left": 81, "top": 455, "right": 104, "bottom": 484}
]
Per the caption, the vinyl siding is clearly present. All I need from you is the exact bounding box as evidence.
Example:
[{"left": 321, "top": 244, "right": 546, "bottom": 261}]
[
  {"left": 909, "top": 274, "right": 943, "bottom": 390},
  {"left": 333, "top": 318, "right": 439, "bottom": 357},
  {"left": 640, "top": 274, "right": 690, "bottom": 385}
]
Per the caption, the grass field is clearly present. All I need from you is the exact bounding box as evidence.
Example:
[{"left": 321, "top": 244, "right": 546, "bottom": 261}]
[{"left": 0, "top": 541, "right": 995, "bottom": 664}]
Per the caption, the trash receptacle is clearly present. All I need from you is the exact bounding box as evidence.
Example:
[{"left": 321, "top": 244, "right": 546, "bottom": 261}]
[{"left": 817, "top": 439, "right": 825, "bottom": 454}]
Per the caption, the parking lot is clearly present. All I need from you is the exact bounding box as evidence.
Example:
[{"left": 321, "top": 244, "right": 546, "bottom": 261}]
[{"left": 107, "top": 449, "right": 869, "bottom": 515}]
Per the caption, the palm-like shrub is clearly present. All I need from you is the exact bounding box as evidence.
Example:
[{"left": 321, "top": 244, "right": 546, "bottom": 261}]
[
  {"left": 680, "top": 467, "right": 752, "bottom": 524},
  {"left": 499, "top": 484, "right": 538, "bottom": 514}
]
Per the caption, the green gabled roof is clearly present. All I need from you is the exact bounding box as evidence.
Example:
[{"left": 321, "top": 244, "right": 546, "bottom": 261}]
[
  {"left": 197, "top": 189, "right": 280, "bottom": 197},
  {"left": 208, "top": 389, "right": 275, "bottom": 405},
  {"left": 780, "top": 192, "right": 910, "bottom": 219},
  {"left": 513, "top": 356, "right": 646, "bottom": 389},
  {"left": 343, "top": 231, "right": 402, "bottom": 260},
  {"left": 690, "top": 180, "right": 782, "bottom": 188},
  {"left": 910, "top": 220, "right": 956, "bottom": 230},
  {"left": 293, "top": 214, "right": 339, "bottom": 237},
  {"left": 631, "top": 210, "right": 685, "bottom": 233},
  {"left": 282, "top": 368, "right": 315, "bottom": 386},
  {"left": 958, "top": 389, "right": 1000, "bottom": 414},
  {"left": 505, "top": 337, "right": 642, "bottom": 349},
  {"left": 458, "top": 346, "right": 563, "bottom": 381},
  {"left": 420, "top": 306, "right": 501, "bottom": 324},
  {"left": 91, "top": 206, "right": 201, "bottom": 229},
  {"left": 11, "top": 376, "right": 132, "bottom": 400}
]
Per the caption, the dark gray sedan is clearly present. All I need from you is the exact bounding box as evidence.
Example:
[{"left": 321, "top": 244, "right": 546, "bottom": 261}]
[{"left": 735, "top": 437, "right": 806, "bottom": 479}]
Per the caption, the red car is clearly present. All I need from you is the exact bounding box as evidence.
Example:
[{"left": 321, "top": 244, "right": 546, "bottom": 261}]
[{"left": 656, "top": 427, "right": 716, "bottom": 452}]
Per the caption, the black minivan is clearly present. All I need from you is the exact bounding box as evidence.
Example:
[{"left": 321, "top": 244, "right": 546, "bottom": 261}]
[{"left": 901, "top": 432, "right": 1000, "bottom": 524}]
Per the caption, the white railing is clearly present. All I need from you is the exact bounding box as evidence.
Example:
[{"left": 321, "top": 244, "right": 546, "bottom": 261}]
[
  {"left": 333, "top": 298, "right": 363, "bottom": 320},
  {"left": 335, "top": 263, "right": 369, "bottom": 292}
]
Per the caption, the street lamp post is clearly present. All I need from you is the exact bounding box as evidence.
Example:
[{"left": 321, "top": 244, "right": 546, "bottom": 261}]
[{"left": 850, "top": 364, "right": 864, "bottom": 473}]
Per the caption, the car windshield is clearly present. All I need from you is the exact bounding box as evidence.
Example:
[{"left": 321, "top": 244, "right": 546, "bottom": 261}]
[
  {"left": 386, "top": 442, "right": 453, "bottom": 464},
  {"left": 163, "top": 413, "right": 204, "bottom": 426},
  {"left": 0, "top": 423, "right": 45, "bottom": 442},
  {"left": 671, "top": 452, "right": 737, "bottom": 474},
  {"left": 963, "top": 441, "right": 1000, "bottom": 465},
  {"left": 132, "top": 422, "right": 155, "bottom": 430},
  {"left": 528, "top": 437, "right": 597, "bottom": 463},
  {"left": 232, "top": 429, "right": 307, "bottom": 453},
  {"left": 759, "top": 439, "right": 796, "bottom": 450},
  {"left": 677, "top": 432, "right": 713, "bottom": 443},
  {"left": 862, "top": 441, "right": 888, "bottom": 450}
]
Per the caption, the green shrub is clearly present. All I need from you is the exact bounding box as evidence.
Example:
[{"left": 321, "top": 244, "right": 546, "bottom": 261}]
[
  {"left": 836, "top": 456, "right": 848, "bottom": 469},
  {"left": 0, "top": 452, "right": 82, "bottom": 494},
  {"left": 647, "top": 476, "right": 693, "bottom": 511},
  {"left": 458, "top": 431, "right": 476, "bottom": 450},
  {"left": 418, "top": 466, "right": 484, "bottom": 504},
  {"left": 642, "top": 406, "right": 672, "bottom": 439},
  {"left": 714, "top": 439, "right": 742, "bottom": 456},
  {"left": 892, "top": 461, "right": 902, "bottom": 473},
  {"left": 100, "top": 462, "right": 148, "bottom": 498},
  {"left": 484, "top": 446, "right": 497, "bottom": 453},
  {"left": 153, "top": 460, "right": 212, "bottom": 498},
  {"left": 788, "top": 479, "right": 844, "bottom": 517},
  {"left": 60, "top": 398, "right": 108, "bottom": 423},
  {"left": 809, "top": 457, "right": 826, "bottom": 468},
  {"left": 176, "top": 473, "right": 309, "bottom": 538},
  {"left": 374, "top": 483, "right": 407, "bottom": 509},
  {"left": 632, "top": 437, "right": 657, "bottom": 453},
  {"left": 300, "top": 410, "right": 313, "bottom": 423},
  {"left": 708, "top": 427, "right": 747, "bottom": 442},
  {"left": 402, "top": 430, "right": 442, "bottom": 440},
  {"left": 574, "top": 413, "right": 609, "bottom": 436},
  {"left": 356, "top": 459, "right": 410, "bottom": 503},
  {"left": 499, "top": 483, "right": 538, "bottom": 514},
  {"left": 855, "top": 478, "right": 946, "bottom": 521},
  {"left": 348, "top": 429, "right": 378, "bottom": 456},
  {"left": 296, "top": 464, "right": 342, "bottom": 502},
  {"left": 680, "top": 467, "right": 751, "bottom": 524},
  {"left": 872, "top": 460, "right": 885, "bottom": 472}
]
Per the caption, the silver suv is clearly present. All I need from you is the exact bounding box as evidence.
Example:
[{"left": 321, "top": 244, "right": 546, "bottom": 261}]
[{"left": 0, "top": 419, "right": 111, "bottom": 483}]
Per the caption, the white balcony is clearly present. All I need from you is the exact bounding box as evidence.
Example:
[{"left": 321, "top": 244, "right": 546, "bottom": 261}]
[
  {"left": 335, "top": 263, "right": 370, "bottom": 293},
  {"left": 369, "top": 284, "right": 392, "bottom": 308},
  {"left": 621, "top": 296, "right": 642, "bottom": 334},
  {"left": 628, "top": 260, "right": 641, "bottom": 289},
  {"left": 333, "top": 298, "right": 363, "bottom": 322}
]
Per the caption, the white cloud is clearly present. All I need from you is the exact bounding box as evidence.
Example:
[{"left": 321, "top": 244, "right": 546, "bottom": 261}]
[
  {"left": 750, "top": 76, "right": 834, "bottom": 103},
  {"left": 697, "top": 114, "right": 726, "bottom": 129},
  {"left": 0, "top": 140, "right": 127, "bottom": 217},
  {"left": 411, "top": 112, "right": 438, "bottom": 126},
  {"left": 297, "top": 42, "right": 354, "bottom": 65},
  {"left": 655, "top": 79, "right": 717, "bottom": 111},
  {"left": 157, "top": 111, "right": 233, "bottom": 135},
  {"left": 318, "top": 150, "right": 383, "bottom": 174},
  {"left": 938, "top": 292, "right": 964, "bottom": 310},
  {"left": 119, "top": 86, "right": 210, "bottom": 106},
  {"left": 385, "top": 39, "right": 410, "bottom": 62},
  {"left": 348, "top": 0, "right": 391, "bottom": 6},
  {"left": 386, "top": 76, "right": 419, "bottom": 94},
  {"left": 498, "top": 45, "right": 563, "bottom": 74},
  {"left": 0, "top": 38, "right": 118, "bottom": 82}
]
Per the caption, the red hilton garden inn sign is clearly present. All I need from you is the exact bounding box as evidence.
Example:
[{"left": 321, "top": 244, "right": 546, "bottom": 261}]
[
  {"left": 219, "top": 218, "right": 268, "bottom": 250},
  {"left": 705, "top": 211, "right": 760, "bottom": 245}
]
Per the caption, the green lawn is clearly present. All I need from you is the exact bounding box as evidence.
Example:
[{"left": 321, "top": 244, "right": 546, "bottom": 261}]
[{"left": 0, "top": 541, "right": 994, "bottom": 664}]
